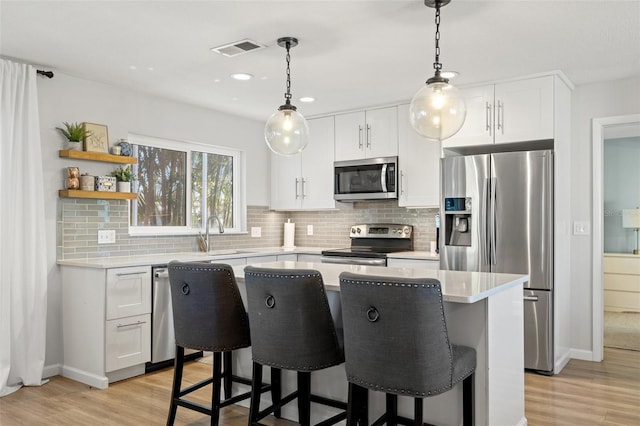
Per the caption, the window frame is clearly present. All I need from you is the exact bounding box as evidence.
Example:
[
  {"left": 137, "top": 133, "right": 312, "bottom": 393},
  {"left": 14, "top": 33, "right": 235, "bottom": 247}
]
[{"left": 127, "top": 133, "right": 246, "bottom": 236}]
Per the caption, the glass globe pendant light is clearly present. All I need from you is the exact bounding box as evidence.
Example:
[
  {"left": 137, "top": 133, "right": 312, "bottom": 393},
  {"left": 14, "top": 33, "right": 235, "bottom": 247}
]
[
  {"left": 409, "top": 0, "right": 466, "bottom": 141},
  {"left": 264, "top": 37, "right": 309, "bottom": 156}
]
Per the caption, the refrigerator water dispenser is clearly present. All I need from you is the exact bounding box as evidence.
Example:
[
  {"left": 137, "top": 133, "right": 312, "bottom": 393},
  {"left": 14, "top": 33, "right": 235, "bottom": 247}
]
[{"left": 444, "top": 197, "right": 472, "bottom": 247}]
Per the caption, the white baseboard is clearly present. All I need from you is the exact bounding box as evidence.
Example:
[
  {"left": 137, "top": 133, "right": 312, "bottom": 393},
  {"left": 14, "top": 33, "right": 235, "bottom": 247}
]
[
  {"left": 42, "top": 363, "right": 62, "bottom": 379},
  {"left": 570, "top": 348, "right": 595, "bottom": 361},
  {"left": 61, "top": 365, "right": 108, "bottom": 389},
  {"left": 554, "top": 350, "right": 572, "bottom": 374}
]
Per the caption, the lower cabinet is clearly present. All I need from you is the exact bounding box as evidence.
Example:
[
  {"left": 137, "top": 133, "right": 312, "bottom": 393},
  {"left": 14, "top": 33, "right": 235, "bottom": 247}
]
[{"left": 61, "top": 265, "right": 151, "bottom": 388}]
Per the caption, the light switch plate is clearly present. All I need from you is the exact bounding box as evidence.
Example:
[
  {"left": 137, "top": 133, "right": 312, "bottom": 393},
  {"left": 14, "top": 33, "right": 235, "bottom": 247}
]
[
  {"left": 98, "top": 229, "right": 116, "bottom": 244},
  {"left": 573, "top": 221, "right": 590, "bottom": 236},
  {"left": 251, "top": 227, "right": 261, "bottom": 238},
  {"left": 307, "top": 225, "right": 313, "bottom": 236}
]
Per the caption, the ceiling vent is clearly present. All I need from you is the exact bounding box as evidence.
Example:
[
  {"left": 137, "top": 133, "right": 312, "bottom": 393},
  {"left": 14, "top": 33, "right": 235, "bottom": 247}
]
[{"left": 210, "top": 39, "right": 266, "bottom": 57}]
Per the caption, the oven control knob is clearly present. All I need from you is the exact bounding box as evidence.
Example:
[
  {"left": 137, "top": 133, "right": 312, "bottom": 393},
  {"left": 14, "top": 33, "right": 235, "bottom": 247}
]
[
  {"left": 351, "top": 227, "right": 356, "bottom": 234},
  {"left": 356, "top": 227, "right": 361, "bottom": 234}
]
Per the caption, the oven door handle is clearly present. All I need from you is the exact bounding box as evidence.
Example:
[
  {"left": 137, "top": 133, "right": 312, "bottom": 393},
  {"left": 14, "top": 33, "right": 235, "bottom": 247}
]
[{"left": 320, "top": 256, "right": 387, "bottom": 266}]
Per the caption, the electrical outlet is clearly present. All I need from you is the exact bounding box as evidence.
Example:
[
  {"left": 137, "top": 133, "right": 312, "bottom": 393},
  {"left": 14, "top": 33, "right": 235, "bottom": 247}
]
[
  {"left": 98, "top": 229, "right": 116, "bottom": 244},
  {"left": 251, "top": 227, "right": 261, "bottom": 238},
  {"left": 307, "top": 225, "right": 313, "bottom": 236}
]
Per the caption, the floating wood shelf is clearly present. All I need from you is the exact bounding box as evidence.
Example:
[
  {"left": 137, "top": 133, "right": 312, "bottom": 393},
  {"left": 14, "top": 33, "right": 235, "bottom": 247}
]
[
  {"left": 59, "top": 150, "right": 137, "bottom": 164},
  {"left": 59, "top": 190, "right": 137, "bottom": 200}
]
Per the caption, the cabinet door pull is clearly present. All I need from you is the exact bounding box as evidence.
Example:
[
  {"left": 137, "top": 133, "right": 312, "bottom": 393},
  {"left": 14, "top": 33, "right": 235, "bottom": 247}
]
[
  {"left": 116, "top": 271, "right": 147, "bottom": 277},
  {"left": 497, "top": 100, "right": 504, "bottom": 134},
  {"left": 400, "top": 171, "right": 405, "bottom": 195},
  {"left": 295, "top": 178, "right": 300, "bottom": 199},
  {"left": 301, "top": 177, "right": 307, "bottom": 199},
  {"left": 366, "top": 124, "right": 372, "bottom": 148},
  {"left": 117, "top": 320, "right": 147, "bottom": 328},
  {"left": 486, "top": 102, "right": 492, "bottom": 135},
  {"left": 358, "top": 125, "right": 363, "bottom": 150}
]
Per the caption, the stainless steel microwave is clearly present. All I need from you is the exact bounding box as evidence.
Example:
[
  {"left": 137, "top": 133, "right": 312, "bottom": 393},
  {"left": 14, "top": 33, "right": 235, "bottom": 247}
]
[{"left": 334, "top": 156, "right": 397, "bottom": 201}]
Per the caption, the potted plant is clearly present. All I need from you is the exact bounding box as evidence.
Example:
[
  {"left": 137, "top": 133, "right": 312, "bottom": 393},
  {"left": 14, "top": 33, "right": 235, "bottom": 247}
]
[
  {"left": 111, "top": 165, "right": 134, "bottom": 192},
  {"left": 56, "top": 121, "right": 91, "bottom": 151}
]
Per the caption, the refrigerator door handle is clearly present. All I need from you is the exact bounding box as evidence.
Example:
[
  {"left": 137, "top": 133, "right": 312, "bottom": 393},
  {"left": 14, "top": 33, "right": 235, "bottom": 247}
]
[
  {"left": 524, "top": 295, "right": 539, "bottom": 302},
  {"left": 491, "top": 177, "right": 497, "bottom": 265},
  {"left": 481, "top": 178, "right": 491, "bottom": 265}
]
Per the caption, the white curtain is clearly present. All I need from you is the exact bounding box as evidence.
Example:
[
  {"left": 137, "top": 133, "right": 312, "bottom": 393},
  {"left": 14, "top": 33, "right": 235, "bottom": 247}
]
[{"left": 0, "top": 59, "right": 48, "bottom": 397}]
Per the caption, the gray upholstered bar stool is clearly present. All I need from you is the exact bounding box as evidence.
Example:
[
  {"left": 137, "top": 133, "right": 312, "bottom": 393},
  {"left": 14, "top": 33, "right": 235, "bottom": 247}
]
[
  {"left": 244, "top": 266, "right": 348, "bottom": 426},
  {"left": 167, "top": 261, "right": 276, "bottom": 426},
  {"left": 339, "top": 272, "right": 476, "bottom": 426}
]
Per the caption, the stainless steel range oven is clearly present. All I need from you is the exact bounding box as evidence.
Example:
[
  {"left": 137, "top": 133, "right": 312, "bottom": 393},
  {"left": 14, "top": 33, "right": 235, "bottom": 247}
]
[{"left": 321, "top": 224, "right": 413, "bottom": 266}]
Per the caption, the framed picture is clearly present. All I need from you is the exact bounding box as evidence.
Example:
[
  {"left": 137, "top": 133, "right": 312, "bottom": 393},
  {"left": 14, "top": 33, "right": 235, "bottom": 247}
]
[{"left": 83, "top": 122, "right": 109, "bottom": 153}]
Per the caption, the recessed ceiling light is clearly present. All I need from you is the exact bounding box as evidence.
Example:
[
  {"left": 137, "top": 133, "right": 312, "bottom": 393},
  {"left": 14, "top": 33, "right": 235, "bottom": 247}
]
[
  {"left": 230, "top": 73, "right": 253, "bottom": 81},
  {"left": 129, "top": 65, "right": 137, "bottom": 70},
  {"left": 299, "top": 97, "right": 315, "bottom": 103},
  {"left": 147, "top": 67, "right": 155, "bottom": 72},
  {"left": 213, "top": 78, "right": 221, "bottom": 83},
  {"left": 441, "top": 70, "right": 459, "bottom": 79}
]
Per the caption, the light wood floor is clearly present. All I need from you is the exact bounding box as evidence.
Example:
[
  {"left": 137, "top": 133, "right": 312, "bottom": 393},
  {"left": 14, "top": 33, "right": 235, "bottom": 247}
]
[{"left": 1, "top": 348, "right": 638, "bottom": 425}]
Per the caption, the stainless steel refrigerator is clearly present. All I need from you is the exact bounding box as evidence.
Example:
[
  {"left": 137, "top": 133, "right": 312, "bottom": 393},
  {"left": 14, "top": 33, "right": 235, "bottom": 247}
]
[{"left": 440, "top": 150, "right": 554, "bottom": 374}]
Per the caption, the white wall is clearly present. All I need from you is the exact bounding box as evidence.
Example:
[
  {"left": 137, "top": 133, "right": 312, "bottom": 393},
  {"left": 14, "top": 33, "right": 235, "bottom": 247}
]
[
  {"left": 37, "top": 72, "right": 267, "bottom": 372},
  {"left": 570, "top": 75, "right": 640, "bottom": 355}
]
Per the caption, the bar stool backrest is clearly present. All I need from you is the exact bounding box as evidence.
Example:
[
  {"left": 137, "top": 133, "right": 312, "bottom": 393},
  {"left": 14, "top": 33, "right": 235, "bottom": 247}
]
[
  {"left": 244, "top": 267, "right": 344, "bottom": 372},
  {"left": 339, "top": 272, "right": 454, "bottom": 397},
  {"left": 168, "top": 261, "right": 250, "bottom": 351}
]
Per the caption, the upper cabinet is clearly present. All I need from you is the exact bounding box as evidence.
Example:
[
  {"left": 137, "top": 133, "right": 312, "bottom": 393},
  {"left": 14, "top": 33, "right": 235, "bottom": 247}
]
[
  {"left": 397, "top": 104, "right": 441, "bottom": 208},
  {"left": 334, "top": 106, "right": 398, "bottom": 161},
  {"left": 270, "top": 116, "right": 336, "bottom": 210},
  {"left": 443, "top": 76, "right": 554, "bottom": 149}
]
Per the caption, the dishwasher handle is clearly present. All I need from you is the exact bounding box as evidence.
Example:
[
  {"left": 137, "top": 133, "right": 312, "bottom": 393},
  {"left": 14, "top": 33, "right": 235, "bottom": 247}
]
[{"left": 154, "top": 268, "right": 169, "bottom": 279}]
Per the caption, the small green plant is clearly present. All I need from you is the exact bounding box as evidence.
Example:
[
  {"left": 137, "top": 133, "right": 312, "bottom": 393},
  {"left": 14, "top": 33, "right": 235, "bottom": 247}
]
[
  {"left": 111, "top": 165, "right": 134, "bottom": 182},
  {"left": 56, "top": 121, "right": 91, "bottom": 142}
]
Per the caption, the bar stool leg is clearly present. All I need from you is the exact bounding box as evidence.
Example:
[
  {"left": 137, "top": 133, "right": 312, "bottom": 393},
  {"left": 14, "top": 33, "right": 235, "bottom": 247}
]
[
  {"left": 297, "top": 371, "right": 311, "bottom": 426},
  {"left": 223, "top": 351, "right": 232, "bottom": 399},
  {"left": 347, "top": 383, "right": 368, "bottom": 426},
  {"left": 414, "top": 398, "right": 423, "bottom": 426},
  {"left": 463, "top": 374, "right": 474, "bottom": 426},
  {"left": 271, "top": 367, "right": 282, "bottom": 418},
  {"left": 166, "top": 346, "right": 184, "bottom": 426},
  {"left": 249, "top": 362, "right": 263, "bottom": 425},
  {"left": 211, "top": 352, "right": 222, "bottom": 426},
  {"left": 386, "top": 394, "right": 398, "bottom": 426}
]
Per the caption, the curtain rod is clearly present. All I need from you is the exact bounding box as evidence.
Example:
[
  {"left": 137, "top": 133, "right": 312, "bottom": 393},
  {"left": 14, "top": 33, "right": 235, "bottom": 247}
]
[{"left": 37, "top": 69, "right": 54, "bottom": 78}]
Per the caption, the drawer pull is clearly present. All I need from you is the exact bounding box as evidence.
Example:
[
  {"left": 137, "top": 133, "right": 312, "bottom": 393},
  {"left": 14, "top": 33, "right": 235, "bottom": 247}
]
[
  {"left": 117, "top": 320, "right": 147, "bottom": 328},
  {"left": 116, "top": 271, "right": 148, "bottom": 277}
]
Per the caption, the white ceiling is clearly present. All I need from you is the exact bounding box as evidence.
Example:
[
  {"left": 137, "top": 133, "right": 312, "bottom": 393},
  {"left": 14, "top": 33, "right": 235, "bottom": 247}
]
[{"left": 2, "top": 0, "right": 639, "bottom": 122}]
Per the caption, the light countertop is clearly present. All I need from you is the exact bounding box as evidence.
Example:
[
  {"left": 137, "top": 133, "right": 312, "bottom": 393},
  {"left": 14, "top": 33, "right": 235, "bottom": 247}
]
[
  {"left": 56, "top": 247, "right": 327, "bottom": 269},
  {"left": 387, "top": 250, "right": 439, "bottom": 261},
  {"left": 234, "top": 261, "right": 528, "bottom": 304}
]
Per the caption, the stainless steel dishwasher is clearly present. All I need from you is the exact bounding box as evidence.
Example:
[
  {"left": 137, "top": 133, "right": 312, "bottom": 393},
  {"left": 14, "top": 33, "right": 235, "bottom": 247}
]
[{"left": 148, "top": 266, "right": 200, "bottom": 371}]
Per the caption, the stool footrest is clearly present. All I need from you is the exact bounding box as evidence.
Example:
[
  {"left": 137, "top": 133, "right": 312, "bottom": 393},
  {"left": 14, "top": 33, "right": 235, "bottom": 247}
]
[
  {"left": 178, "top": 376, "right": 213, "bottom": 397},
  {"left": 309, "top": 394, "right": 348, "bottom": 410},
  {"left": 315, "top": 410, "right": 348, "bottom": 426},
  {"left": 256, "top": 390, "right": 298, "bottom": 420}
]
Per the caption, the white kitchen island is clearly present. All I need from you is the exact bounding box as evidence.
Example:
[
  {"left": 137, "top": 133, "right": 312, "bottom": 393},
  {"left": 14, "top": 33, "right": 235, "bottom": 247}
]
[{"left": 231, "top": 261, "right": 529, "bottom": 426}]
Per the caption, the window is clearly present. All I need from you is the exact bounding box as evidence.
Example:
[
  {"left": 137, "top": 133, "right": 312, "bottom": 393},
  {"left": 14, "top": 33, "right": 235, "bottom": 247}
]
[{"left": 128, "top": 134, "right": 245, "bottom": 235}]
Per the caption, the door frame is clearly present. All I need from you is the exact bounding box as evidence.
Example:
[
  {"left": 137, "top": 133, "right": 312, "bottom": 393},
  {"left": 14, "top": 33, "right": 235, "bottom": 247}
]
[{"left": 591, "top": 113, "right": 640, "bottom": 362}]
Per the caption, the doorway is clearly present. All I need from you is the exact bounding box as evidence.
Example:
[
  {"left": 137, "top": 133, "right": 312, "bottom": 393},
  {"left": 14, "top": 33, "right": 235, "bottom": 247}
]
[{"left": 592, "top": 114, "right": 640, "bottom": 361}]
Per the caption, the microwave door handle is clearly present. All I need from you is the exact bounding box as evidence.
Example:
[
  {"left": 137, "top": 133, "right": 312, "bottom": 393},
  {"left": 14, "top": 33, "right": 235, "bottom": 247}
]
[{"left": 381, "top": 163, "right": 388, "bottom": 192}]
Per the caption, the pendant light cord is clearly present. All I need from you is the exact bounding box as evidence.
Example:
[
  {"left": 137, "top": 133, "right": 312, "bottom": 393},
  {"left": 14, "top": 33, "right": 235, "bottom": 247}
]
[{"left": 433, "top": 1, "right": 442, "bottom": 72}]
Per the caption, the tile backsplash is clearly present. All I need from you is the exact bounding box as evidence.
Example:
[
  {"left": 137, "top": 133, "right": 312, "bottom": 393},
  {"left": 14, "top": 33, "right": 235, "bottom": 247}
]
[{"left": 58, "top": 199, "right": 438, "bottom": 259}]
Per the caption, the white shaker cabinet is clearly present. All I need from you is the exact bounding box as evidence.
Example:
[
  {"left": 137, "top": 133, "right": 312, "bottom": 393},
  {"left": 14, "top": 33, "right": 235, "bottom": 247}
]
[
  {"left": 270, "top": 116, "right": 335, "bottom": 210},
  {"left": 61, "top": 265, "right": 151, "bottom": 389},
  {"left": 334, "top": 106, "right": 398, "bottom": 161},
  {"left": 444, "top": 75, "right": 554, "bottom": 148},
  {"left": 397, "top": 104, "right": 441, "bottom": 208}
]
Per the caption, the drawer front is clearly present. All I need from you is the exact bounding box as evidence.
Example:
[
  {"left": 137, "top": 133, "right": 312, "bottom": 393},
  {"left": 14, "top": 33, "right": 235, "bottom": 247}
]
[
  {"left": 105, "top": 313, "right": 151, "bottom": 372},
  {"left": 604, "top": 256, "right": 640, "bottom": 274},
  {"left": 106, "top": 266, "right": 151, "bottom": 320}
]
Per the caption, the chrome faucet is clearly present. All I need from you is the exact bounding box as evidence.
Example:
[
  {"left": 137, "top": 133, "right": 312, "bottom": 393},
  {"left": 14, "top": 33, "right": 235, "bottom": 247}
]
[{"left": 204, "top": 214, "right": 225, "bottom": 252}]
